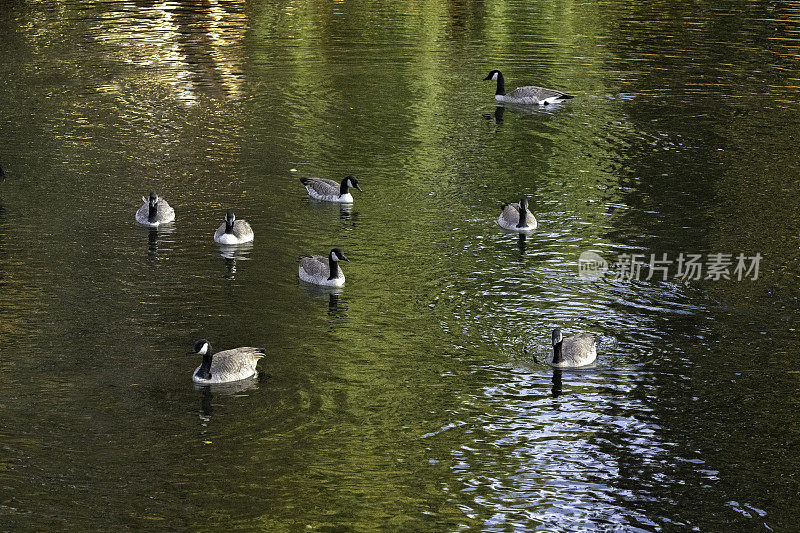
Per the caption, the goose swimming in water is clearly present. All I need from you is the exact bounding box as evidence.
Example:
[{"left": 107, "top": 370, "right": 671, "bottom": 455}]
[
  {"left": 484, "top": 70, "right": 573, "bottom": 105},
  {"left": 547, "top": 328, "right": 597, "bottom": 368},
  {"left": 214, "top": 209, "right": 254, "bottom": 245},
  {"left": 187, "top": 339, "right": 265, "bottom": 384},
  {"left": 299, "top": 248, "right": 349, "bottom": 287},
  {"left": 498, "top": 197, "right": 537, "bottom": 232},
  {"left": 300, "top": 175, "right": 362, "bottom": 203},
  {"left": 135, "top": 191, "right": 175, "bottom": 227}
]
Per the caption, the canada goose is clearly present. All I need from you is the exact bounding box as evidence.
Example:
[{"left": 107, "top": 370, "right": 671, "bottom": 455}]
[
  {"left": 135, "top": 191, "right": 175, "bottom": 227},
  {"left": 484, "top": 70, "right": 573, "bottom": 105},
  {"left": 498, "top": 197, "right": 537, "bottom": 232},
  {"left": 547, "top": 328, "right": 597, "bottom": 368},
  {"left": 214, "top": 209, "right": 254, "bottom": 244},
  {"left": 299, "top": 248, "right": 348, "bottom": 287},
  {"left": 188, "top": 339, "right": 266, "bottom": 384},
  {"left": 300, "top": 175, "right": 361, "bottom": 203}
]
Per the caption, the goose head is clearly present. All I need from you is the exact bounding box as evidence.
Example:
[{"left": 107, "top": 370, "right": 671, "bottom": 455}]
[
  {"left": 142, "top": 191, "right": 160, "bottom": 206},
  {"left": 224, "top": 209, "right": 236, "bottom": 232},
  {"left": 329, "top": 248, "right": 349, "bottom": 262},
  {"left": 188, "top": 339, "right": 213, "bottom": 380},
  {"left": 344, "top": 175, "right": 362, "bottom": 192},
  {"left": 551, "top": 328, "right": 563, "bottom": 346},
  {"left": 519, "top": 197, "right": 529, "bottom": 214},
  {"left": 188, "top": 339, "right": 211, "bottom": 355},
  {"left": 144, "top": 191, "right": 161, "bottom": 222},
  {"left": 483, "top": 70, "right": 502, "bottom": 81}
]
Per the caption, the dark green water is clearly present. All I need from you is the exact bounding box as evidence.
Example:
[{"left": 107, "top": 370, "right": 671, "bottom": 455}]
[{"left": 1, "top": 0, "right": 799, "bottom": 530}]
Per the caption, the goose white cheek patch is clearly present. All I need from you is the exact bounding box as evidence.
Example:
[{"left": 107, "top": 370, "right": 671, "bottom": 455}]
[{"left": 492, "top": 72, "right": 498, "bottom": 81}]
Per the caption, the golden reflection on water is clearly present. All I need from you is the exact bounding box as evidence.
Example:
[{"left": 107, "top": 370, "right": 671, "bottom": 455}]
[{"left": 95, "top": 1, "right": 247, "bottom": 103}]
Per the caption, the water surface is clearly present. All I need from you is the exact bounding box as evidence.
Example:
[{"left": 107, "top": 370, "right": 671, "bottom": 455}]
[{"left": 1, "top": 0, "right": 799, "bottom": 530}]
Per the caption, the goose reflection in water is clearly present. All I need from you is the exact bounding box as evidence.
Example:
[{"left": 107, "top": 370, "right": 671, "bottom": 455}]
[
  {"left": 223, "top": 257, "right": 237, "bottom": 280},
  {"left": 551, "top": 369, "right": 563, "bottom": 398},
  {"left": 196, "top": 373, "right": 261, "bottom": 419},
  {"left": 494, "top": 105, "right": 505, "bottom": 124},
  {"left": 523, "top": 345, "right": 564, "bottom": 398},
  {"left": 487, "top": 102, "right": 563, "bottom": 129},
  {"left": 217, "top": 241, "right": 253, "bottom": 280},
  {"left": 517, "top": 233, "right": 527, "bottom": 256},
  {"left": 305, "top": 196, "right": 357, "bottom": 222},
  {"left": 299, "top": 282, "right": 348, "bottom": 324},
  {"left": 339, "top": 204, "right": 356, "bottom": 221},
  {"left": 482, "top": 105, "right": 505, "bottom": 127},
  {"left": 146, "top": 225, "right": 175, "bottom": 261},
  {"left": 327, "top": 292, "right": 346, "bottom": 321}
]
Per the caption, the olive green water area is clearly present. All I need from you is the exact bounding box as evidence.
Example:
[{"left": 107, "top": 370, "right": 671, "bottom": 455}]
[{"left": 1, "top": 0, "right": 800, "bottom": 530}]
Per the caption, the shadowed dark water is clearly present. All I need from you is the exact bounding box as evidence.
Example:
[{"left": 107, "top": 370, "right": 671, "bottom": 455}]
[{"left": 1, "top": 0, "right": 799, "bottom": 530}]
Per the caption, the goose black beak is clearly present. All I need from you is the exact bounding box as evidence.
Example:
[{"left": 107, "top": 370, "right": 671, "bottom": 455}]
[
  {"left": 355, "top": 184, "right": 363, "bottom": 192},
  {"left": 483, "top": 74, "right": 492, "bottom": 81},
  {"left": 186, "top": 350, "right": 198, "bottom": 355}
]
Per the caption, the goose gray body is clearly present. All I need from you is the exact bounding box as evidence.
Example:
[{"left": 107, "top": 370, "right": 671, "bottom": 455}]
[
  {"left": 484, "top": 70, "right": 573, "bottom": 106},
  {"left": 498, "top": 198, "right": 537, "bottom": 232},
  {"left": 501, "top": 86, "right": 573, "bottom": 105},
  {"left": 300, "top": 175, "right": 361, "bottom": 203},
  {"left": 189, "top": 340, "right": 265, "bottom": 384},
  {"left": 214, "top": 209, "right": 254, "bottom": 244},
  {"left": 135, "top": 192, "right": 175, "bottom": 227},
  {"left": 299, "top": 248, "right": 348, "bottom": 287},
  {"left": 547, "top": 330, "right": 597, "bottom": 368}
]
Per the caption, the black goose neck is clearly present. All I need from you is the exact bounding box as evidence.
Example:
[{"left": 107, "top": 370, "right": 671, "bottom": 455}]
[
  {"left": 148, "top": 202, "right": 158, "bottom": 222},
  {"left": 552, "top": 341, "right": 563, "bottom": 364},
  {"left": 225, "top": 220, "right": 234, "bottom": 234},
  {"left": 339, "top": 178, "right": 350, "bottom": 196},
  {"left": 327, "top": 255, "right": 339, "bottom": 280},
  {"left": 197, "top": 348, "right": 214, "bottom": 380},
  {"left": 495, "top": 72, "right": 506, "bottom": 96},
  {"left": 516, "top": 205, "right": 528, "bottom": 228}
]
